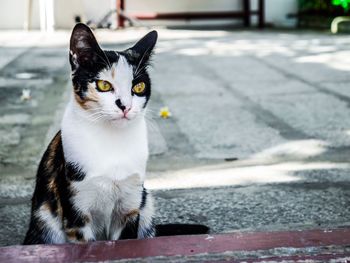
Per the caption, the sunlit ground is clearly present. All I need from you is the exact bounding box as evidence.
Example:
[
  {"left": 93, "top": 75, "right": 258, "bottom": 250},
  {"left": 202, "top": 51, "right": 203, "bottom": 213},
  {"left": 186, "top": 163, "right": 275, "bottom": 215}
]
[{"left": 146, "top": 139, "right": 349, "bottom": 189}]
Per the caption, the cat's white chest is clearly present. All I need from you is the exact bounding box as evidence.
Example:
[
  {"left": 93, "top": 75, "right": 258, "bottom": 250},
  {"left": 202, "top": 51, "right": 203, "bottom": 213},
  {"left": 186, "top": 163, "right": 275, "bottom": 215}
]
[
  {"left": 61, "top": 105, "right": 149, "bottom": 239},
  {"left": 71, "top": 129, "right": 148, "bottom": 180},
  {"left": 71, "top": 174, "right": 143, "bottom": 239},
  {"left": 61, "top": 108, "right": 149, "bottom": 181}
]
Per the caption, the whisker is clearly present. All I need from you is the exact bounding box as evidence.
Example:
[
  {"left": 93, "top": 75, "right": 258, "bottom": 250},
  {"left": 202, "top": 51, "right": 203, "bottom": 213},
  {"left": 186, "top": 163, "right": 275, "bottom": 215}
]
[
  {"left": 134, "top": 45, "right": 152, "bottom": 77},
  {"left": 145, "top": 117, "right": 159, "bottom": 132},
  {"left": 96, "top": 52, "right": 112, "bottom": 69}
]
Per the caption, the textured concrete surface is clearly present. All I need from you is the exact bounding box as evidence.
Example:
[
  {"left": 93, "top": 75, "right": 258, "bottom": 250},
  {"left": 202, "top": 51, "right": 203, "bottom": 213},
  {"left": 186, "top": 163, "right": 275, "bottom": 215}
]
[{"left": 1, "top": 29, "right": 350, "bottom": 246}]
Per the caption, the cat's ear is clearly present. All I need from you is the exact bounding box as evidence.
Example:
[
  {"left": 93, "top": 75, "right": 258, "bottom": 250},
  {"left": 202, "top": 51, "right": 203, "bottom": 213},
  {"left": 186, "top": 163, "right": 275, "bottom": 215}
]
[
  {"left": 69, "top": 23, "right": 107, "bottom": 71},
  {"left": 126, "top": 31, "right": 158, "bottom": 65}
]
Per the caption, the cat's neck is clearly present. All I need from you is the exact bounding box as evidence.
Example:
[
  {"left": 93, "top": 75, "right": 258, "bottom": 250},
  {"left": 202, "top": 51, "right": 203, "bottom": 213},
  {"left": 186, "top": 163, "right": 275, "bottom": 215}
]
[{"left": 61, "top": 96, "right": 149, "bottom": 181}]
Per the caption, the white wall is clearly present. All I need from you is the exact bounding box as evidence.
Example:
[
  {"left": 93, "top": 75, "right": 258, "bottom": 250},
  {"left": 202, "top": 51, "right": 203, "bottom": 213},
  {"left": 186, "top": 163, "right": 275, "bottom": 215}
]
[
  {"left": 265, "top": 0, "right": 297, "bottom": 27},
  {"left": 0, "top": 0, "right": 297, "bottom": 30},
  {"left": 0, "top": 0, "right": 37, "bottom": 29}
]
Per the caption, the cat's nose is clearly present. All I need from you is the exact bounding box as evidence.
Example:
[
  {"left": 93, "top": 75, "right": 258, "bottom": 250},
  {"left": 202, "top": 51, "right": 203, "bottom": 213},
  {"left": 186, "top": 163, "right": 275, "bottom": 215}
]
[{"left": 115, "top": 99, "right": 126, "bottom": 111}]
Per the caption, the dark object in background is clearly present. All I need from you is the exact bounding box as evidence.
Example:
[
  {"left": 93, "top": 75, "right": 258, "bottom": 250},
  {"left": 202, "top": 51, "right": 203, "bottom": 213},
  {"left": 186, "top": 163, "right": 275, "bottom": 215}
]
[
  {"left": 156, "top": 224, "right": 210, "bottom": 237},
  {"left": 75, "top": 16, "right": 82, "bottom": 23},
  {"left": 116, "top": 0, "right": 265, "bottom": 29},
  {"left": 295, "top": 0, "right": 350, "bottom": 28}
]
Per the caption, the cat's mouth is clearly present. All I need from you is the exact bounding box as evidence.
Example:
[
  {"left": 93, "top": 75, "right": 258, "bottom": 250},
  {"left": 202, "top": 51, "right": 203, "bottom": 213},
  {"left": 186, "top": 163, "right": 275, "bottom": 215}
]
[
  {"left": 111, "top": 116, "right": 129, "bottom": 122},
  {"left": 122, "top": 112, "right": 130, "bottom": 120},
  {"left": 108, "top": 110, "right": 140, "bottom": 124}
]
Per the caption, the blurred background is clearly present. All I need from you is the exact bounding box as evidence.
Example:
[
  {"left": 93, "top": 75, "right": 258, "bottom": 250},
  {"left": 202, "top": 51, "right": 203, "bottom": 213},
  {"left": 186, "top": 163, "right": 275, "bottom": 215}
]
[
  {"left": 1, "top": 0, "right": 295, "bottom": 30},
  {"left": 1, "top": 0, "right": 350, "bottom": 248}
]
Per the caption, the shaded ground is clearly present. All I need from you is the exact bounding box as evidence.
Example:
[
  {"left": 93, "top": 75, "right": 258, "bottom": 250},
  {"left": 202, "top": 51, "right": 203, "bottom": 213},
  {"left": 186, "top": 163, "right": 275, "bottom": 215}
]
[{"left": 1, "top": 29, "right": 350, "bottom": 246}]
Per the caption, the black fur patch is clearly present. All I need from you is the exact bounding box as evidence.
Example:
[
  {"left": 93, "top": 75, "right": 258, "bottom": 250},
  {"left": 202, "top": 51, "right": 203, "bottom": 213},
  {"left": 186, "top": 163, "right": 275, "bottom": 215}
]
[
  {"left": 140, "top": 187, "right": 148, "bottom": 209},
  {"left": 23, "top": 132, "right": 90, "bottom": 244},
  {"left": 119, "top": 215, "right": 140, "bottom": 240}
]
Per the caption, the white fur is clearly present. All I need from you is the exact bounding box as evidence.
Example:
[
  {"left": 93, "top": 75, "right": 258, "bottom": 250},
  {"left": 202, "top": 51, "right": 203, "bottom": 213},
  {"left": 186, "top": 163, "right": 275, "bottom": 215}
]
[
  {"left": 61, "top": 101, "right": 149, "bottom": 239},
  {"left": 36, "top": 206, "right": 66, "bottom": 244},
  {"left": 62, "top": 102, "right": 148, "bottom": 181},
  {"left": 138, "top": 194, "right": 155, "bottom": 238},
  {"left": 61, "top": 55, "right": 152, "bottom": 240},
  {"left": 94, "top": 56, "right": 147, "bottom": 123},
  {"left": 80, "top": 225, "right": 95, "bottom": 241},
  {"left": 62, "top": 56, "right": 149, "bottom": 181}
]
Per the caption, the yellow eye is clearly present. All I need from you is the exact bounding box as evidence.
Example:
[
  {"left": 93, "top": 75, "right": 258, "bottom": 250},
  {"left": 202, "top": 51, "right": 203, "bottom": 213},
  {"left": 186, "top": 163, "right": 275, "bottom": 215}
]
[
  {"left": 96, "top": 80, "right": 112, "bottom": 92},
  {"left": 132, "top": 82, "right": 146, "bottom": 94}
]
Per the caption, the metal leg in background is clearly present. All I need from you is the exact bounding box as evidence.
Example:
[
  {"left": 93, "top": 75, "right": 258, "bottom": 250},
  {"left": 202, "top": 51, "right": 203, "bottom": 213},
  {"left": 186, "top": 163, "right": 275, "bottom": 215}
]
[{"left": 331, "top": 16, "right": 350, "bottom": 33}]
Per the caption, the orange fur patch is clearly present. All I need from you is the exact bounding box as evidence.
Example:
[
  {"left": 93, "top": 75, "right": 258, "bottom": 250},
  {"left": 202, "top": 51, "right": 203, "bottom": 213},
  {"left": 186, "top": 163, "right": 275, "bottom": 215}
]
[
  {"left": 41, "top": 201, "right": 51, "bottom": 212},
  {"left": 47, "top": 179, "right": 63, "bottom": 218},
  {"left": 125, "top": 209, "right": 140, "bottom": 219},
  {"left": 46, "top": 133, "right": 61, "bottom": 168},
  {"left": 74, "top": 83, "right": 100, "bottom": 110},
  {"left": 65, "top": 228, "right": 84, "bottom": 242},
  {"left": 111, "top": 67, "right": 115, "bottom": 79}
]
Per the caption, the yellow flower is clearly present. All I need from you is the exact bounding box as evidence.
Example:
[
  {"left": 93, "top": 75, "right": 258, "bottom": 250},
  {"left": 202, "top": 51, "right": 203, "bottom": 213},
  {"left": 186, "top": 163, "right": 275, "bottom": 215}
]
[{"left": 159, "top": 106, "right": 172, "bottom": 119}]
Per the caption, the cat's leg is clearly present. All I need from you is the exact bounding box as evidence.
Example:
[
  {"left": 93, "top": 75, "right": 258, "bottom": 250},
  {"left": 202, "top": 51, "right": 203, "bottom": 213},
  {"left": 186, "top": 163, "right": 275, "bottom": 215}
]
[
  {"left": 112, "top": 191, "right": 154, "bottom": 240},
  {"left": 109, "top": 207, "right": 140, "bottom": 240},
  {"left": 109, "top": 208, "right": 126, "bottom": 240},
  {"left": 137, "top": 189, "right": 155, "bottom": 239},
  {"left": 116, "top": 188, "right": 155, "bottom": 240},
  {"left": 23, "top": 202, "right": 66, "bottom": 245},
  {"left": 65, "top": 225, "right": 95, "bottom": 243},
  {"left": 60, "top": 162, "right": 98, "bottom": 243},
  {"left": 24, "top": 132, "right": 67, "bottom": 245},
  {"left": 63, "top": 213, "right": 96, "bottom": 243},
  {"left": 61, "top": 191, "right": 95, "bottom": 243}
]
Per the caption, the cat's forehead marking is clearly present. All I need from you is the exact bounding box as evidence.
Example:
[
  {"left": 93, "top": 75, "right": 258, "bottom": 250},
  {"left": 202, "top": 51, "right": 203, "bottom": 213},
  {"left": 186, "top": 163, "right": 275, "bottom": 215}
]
[
  {"left": 111, "top": 66, "right": 115, "bottom": 79},
  {"left": 97, "top": 56, "right": 133, "bottom": 89},
  {"left": 116, "top": 56, "right": 133, "bottom": 89}
]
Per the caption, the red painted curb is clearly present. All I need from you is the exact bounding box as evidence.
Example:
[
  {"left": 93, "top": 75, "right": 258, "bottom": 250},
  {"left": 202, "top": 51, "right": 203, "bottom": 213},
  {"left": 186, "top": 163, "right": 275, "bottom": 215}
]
[
  {"left": 1, "top": 228, "right": 350, "bottom": 262},
  {"left": 241, "top": 254, "right": 350, "bottom": 263}
]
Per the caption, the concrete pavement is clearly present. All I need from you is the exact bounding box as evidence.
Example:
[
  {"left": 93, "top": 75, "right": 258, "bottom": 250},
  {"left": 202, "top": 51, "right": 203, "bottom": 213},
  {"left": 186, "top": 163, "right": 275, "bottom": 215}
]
[{"left": 1, "top": 29, "right": 350, "bottom": 246}]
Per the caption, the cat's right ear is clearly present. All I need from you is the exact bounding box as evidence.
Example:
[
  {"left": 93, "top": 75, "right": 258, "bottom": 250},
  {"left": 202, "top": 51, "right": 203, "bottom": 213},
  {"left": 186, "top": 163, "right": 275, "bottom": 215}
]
[{"left": 69, "top": 23, "right": 107, "bottom": 71}]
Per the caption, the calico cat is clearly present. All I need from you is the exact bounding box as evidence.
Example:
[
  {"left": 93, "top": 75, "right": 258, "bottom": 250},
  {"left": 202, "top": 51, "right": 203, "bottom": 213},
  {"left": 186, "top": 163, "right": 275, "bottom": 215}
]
[
  {"left": 24, "top": 23, "right": 208, "bottom": 245},
  {"left": 23, "top": 24, "right": 157, "bottom": 244}
]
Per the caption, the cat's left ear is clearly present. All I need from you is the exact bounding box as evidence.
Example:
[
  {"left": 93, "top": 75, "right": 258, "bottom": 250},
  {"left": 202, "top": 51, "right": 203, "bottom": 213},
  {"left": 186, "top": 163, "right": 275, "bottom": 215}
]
[
  {"left": 69, "top": 23, "right": 108, "bottom": 71},
  {"left": 126, "top": 31, "right": 158, "bottom": 65}
]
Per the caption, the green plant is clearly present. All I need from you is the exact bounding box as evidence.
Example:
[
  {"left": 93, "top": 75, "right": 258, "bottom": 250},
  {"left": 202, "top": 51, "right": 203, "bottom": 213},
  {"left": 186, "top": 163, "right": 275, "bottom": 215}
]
[
  {"left": 299, "top": 0, "right": 330, "bottom": 11},
  {"left": 332, "top": 0, "right": 350, "bottom": 11}
]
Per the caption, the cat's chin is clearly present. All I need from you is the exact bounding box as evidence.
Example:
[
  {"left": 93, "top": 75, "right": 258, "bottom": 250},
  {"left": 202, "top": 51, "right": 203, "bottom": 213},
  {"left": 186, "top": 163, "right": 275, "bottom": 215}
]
[{"left": 109, "top": 117, "right": 134, "bottom": 128}]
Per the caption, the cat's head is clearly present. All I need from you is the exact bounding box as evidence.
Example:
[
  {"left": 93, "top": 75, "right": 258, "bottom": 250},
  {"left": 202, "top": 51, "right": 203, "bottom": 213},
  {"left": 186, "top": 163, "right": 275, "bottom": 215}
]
[{"left": 69, "top": 23, "right": 157, "bottom": 127}]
